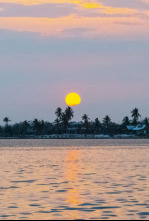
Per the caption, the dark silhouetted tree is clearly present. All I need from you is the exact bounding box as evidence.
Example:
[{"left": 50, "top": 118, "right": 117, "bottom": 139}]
[
  {"left": 55, "top": 107, "right": 62, "bottom": 119},
  {"left": 143, "top": 117, "right": 149, "bottom": 127},
  {"left": 122, "top": 116, "right": 130, "bottom": 127},
  {"left": 102, "top": 115, "right": 111, "bottom": 128},
  {"left": 65, "top": 106, "right": 74, "bottom": 121},
  {"left": 32, "top": 119, "right": 44, "bottom": 135},
  {"left": 131, "top": 108, "right": 141, "bottom": 125},
  {"left": 60, "top": 113, "right": 69, "bottom": 133},
  {"left": 82, "top": 114, "right": 90, "bottom": 133},
  {"left": 22, "top": 121, "right": 30, "bottom": 135},
  {"left": 3, "top": 117, "right": 11, "bottom": 126},
  {"left": 94, "top": 118, "right": 101, "bottom": 134},
  {"left": 54, "top": 118, "right": 61, "bottom": 133}
]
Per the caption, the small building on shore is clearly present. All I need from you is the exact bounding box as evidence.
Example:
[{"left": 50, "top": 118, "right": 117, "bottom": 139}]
[
  {"left": 126, "top": 124, "right": 147, "bottom": 135},
  {"left": 67, "top": 122, "right": 86, "bottom": 134}
]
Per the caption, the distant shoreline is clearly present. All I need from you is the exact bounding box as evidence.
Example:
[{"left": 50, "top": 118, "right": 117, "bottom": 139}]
[{"left": 0, "top": 136, "right": 148, "bottom": 140}]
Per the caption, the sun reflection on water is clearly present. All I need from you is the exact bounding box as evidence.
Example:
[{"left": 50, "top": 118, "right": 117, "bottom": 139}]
[
  {"left": 0, "top": 141, "right": 149, "bottom": 220},
  {"left": 65, "top": 149, "right": 82, "bottom": 219}
]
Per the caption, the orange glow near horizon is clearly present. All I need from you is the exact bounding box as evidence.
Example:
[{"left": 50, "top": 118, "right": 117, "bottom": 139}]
[
  {"left": 0, "top": 16, "right": 147, "bottom": 38},
  {"left": 65, "top": 93, "right": 81, "bottom": 107}
]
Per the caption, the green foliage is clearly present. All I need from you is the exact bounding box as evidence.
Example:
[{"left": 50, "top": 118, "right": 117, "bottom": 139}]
[
  {"left": 122, "top": 116, "right": 130, "bottom": 126},
  {"left": 0, "top": 107, "right": 148, "bottom": 137},
  {"left": 55, "top": 107, "right": 62, "bottom": 119},
  {"left": 94, "top": 118, "right": 102, "bottom": 134},
  {"left": 55, "top": 106, "right": 74, "bottom": 132},
  {"left": 3, "top": 117, "right": 11, "bottom": 125},
  {"left": 60, "top": 113, "right": 69, "bottom": 132},
  {"left": 143, "top": 118, "right": 149, "bottom": 127},
  {"left": 102, "top": 115, "right": 111, "bottom": 128},
  {"left": 65, "top": 106, "right": 74, "bottom": 121},
  {"left": 131, "top": 108, "right": 141, "bottom": 125},
  {"left": 82, "top": 114, "right": 90, "bottom": 133}
]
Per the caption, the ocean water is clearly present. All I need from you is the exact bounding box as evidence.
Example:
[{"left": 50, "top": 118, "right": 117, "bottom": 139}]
[{"left": 0, "top": 139, "right": 149, "bottom": 220}]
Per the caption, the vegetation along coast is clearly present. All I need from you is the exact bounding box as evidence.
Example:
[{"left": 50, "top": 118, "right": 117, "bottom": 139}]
[{"left": 1, "top": 107, "right": 149, "bottom": 139}]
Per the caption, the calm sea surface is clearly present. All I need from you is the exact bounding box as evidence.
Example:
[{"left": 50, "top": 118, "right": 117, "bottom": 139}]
[{"left": 0, "top": 139, "right": 149, "bottom": 220}]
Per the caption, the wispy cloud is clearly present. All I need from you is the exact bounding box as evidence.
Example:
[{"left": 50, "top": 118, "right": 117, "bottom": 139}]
[
  {"left": 0, "top": 0, "right": 149, "bottom": 37},
  {"left": 0, "top": 3, "right": 76, "bottom": 18},
  {"left": 0, "top": 15, "right": 148, "bottom": 38},
  {"left": 0, "top": 1, "right": 142, "bottom": 17}
]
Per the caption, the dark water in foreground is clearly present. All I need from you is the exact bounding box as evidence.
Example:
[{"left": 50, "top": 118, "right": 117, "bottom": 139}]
[{"left": 0, "top": 139, "right": 149, "bottom": 220}]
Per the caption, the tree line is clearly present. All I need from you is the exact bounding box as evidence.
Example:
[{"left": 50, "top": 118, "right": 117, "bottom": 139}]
[{"left": 0, "top": 107, "right": 149, "bottom": 137}]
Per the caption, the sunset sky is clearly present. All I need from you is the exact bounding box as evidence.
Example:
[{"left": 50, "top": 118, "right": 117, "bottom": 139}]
[{"left": 0, "top": 0, "right": 149, "bottom": 123}]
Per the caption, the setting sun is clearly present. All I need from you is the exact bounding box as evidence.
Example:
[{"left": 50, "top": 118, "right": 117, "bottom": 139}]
[{"left": 65, "top": 93, "right": 81, "bottom": 107}]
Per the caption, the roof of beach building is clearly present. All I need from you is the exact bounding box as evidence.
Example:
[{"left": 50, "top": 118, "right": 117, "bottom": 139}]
[{"left": 127, "top": 124, "right": 146, "bottom": 131}]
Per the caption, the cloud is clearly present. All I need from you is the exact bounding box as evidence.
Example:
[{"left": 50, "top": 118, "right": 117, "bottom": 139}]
[
  {"left": 0, "top": 3, "right": 76, "bottom": 18},
  {"left": 114, "top": 21, "right": 141, "bottom": 26},
  {"left": 0, "top": 0, "right": 66, "bottom": 5},
  {"left": 0, "top": 15, "right": 148, "bottom": 38},
  {"left": 0, "top": 0, "right": 145, "bottom": 18},
  {"left": 0, "top": 0, "right": 149, "bottom": 38}
]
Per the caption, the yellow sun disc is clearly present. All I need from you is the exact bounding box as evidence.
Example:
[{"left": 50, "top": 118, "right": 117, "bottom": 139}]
[{"left": 65, "top": 93, "right": 81, "bottom": 107}]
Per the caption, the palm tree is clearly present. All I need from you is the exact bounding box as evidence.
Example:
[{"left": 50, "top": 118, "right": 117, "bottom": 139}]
[
  {"left": 41, "top": 120, "right": 46, "bottom": 134},
  {"left": 82, "top": 114, "right": 90, "bottom": 133},
  {"left": 143, "top": 117, "right": 149, "bottom": 134},
  {"left": 132, "top": 118, "right": 138, "bottom": 126},
  {"left": 54, "top": 118, "right": 61, "bottom": 133},
  {"left": 3, "top": 117, "right": 11, "bottom": 126},
  {"left": 131, "top": 108, "right": 141, "bottom": 125},
  {"left": 55, "top": 107, "right": 62, "bottom": 119},
  {"left": 102, "top": 115, "right": 111, "bottom": 128},
  {"left": 82, "top": 114, "right": 89, "bottom": 122},
  {"left": 143, "top": 117, "right": 149, "bottom": 127},
  {"left": 32, "top": 119, "right": 44, "bottom": 135},
  {"left": 122, "top": 116, "right": 130, "bottom": 127},
  {"left": 60, "top": 113, "right": 69, "bottom": 132},
  {"left": 65, "top": 106, "right": 74, "bottom": 121},
  {"left": 22, "top": 120, "right": 30, "bottom": 135},
  {"left": 94, "top": 118, "right": 101, "bottom": 134}
]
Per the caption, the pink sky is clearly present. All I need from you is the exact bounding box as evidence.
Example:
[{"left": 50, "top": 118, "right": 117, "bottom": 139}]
[{"left": 0, "top": 0, "right": 149, "bottom": 123}]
